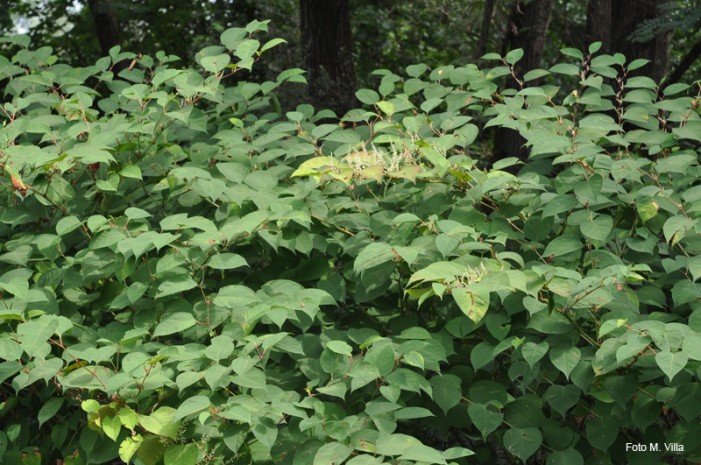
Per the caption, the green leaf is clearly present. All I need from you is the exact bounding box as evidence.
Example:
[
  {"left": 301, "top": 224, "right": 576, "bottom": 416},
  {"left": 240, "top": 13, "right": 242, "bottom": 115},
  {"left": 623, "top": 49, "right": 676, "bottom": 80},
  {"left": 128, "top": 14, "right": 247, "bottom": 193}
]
[
  {"left": 402, "top": 351, "right": 424, "bottom": 370},
  {"left": 543, "top": 235, "right": 581, "bottom": 258},
  {"left": 60, "top": 365, "right": 114, "bottom": 390},
  {"left": 260, "top": 38, "right": 287, "bottom": 52},
  {"left": 67, "top": 144, "right": 115, "bottom": 164},
  {"left": 560, "top": 48, "right": 583, "bottom": 60},
  {"left": 580, "top": 215, "right": 613, "bottom": 242},
  {"left": 471, "top": 342, "right": 496, "bottom": 371},
  {"left": 125, "top": 207, "right": 150, "bottom": 219},
  {"left": 220, "top": 28, "right": 246, "bottom": 50},
  {"left": 137, "top": 434, "right": 167, "bottom": 465},
  {"left": 401, "top": 444, "right": 447, "bottom": 464},
  {"left": 139, "top": 407, "right": 179, "bottom": 439},
  {"left": 637, "top": 200, "right": 659, "bottom": 223},
  {"left": 376, "top": 434, "right": 421, "bottom": 455},
  {"left": 56, "top": 216, "right": 82, "bottom": 236},
  {"left": 544, "top": 385, "right": 580, "bottom": 417},
  {"left": 394, "top": 407, "right": 434, "bottom": 420},
  {"left": 364, "top": 343, "right": 395, "bottom": 376},
  {"left": 406, "top": 63, "right": 428, "bottom": 77},
  {"left": 547, "top": 448, "right": 584, "bottom": 465},
  {"left": 429, "top": 374, "right": 461, "bottom": 414},
  {"left": 0, "top": 245, "right": 32, "bottom": 266},
  {"left": 313, "top": 442, "right": 352, "bottom": 465},
  {"left": 118, "top": 407, "right": 140, "bottom": 430},
  {"left": 291, "top": 156, "right": 337, "bottom": 178},
  {"left": 153, "top": 312, "right": 197, "bottom": 337},
  {"left": 208, "top": 253, "right": 248, "bottom": 270},
  {"left": 481, "top": 52, "right": 502, "bottom": 61},
  {"left": 17, "top": 318, "right": 59, "bottom": 358},
  {"left": 663, "top": 215, "right": 696, "bottom": 246},
  {"left": 683, "top": 332, "right": 701, "bottom": 360},
  {"left": 408, "top": 261, "right": 466, "bottom": 285},
  {"left": 235, "top": 39, "right": 260, "bottom": 61},
  {"left": 151, "top": 69, "right": 182, "bottom": 87},
  {"left": 348, "top": 361, "right": 380, "bottom": 391},
  {"left": 356, "top": 89, "right": 380, "bottom": 105},
  {"left": 549, "top": 346, "right": 581, "bottom": 380},
  {"left": 175, "top": 372, "right": 201, "bottom": 392},
  {"left": 119, "top": 434, "right": 143, "bottom": 464},
  {"left": 164, "top": 443, "right": 198, "bottom": 465},
  {"left": 205, "top": 335, "right": 235, "bottom": 361},
  {"left": 156, "top": 276, "right": 197, "bottom": 298},
  {"left": 523, "top": 69, "right": 550, "bottom": 82},
  {"left": 354, "top": 243, "right": 395, "bottom": 274},
  {"left": 453, "top": 286, "right": 490, "bottom": 323},
  {"left": 655, "top": 350, "right": 687, "bottom": 381},
  {"left": 503, "top": 427, "right": 542, "bottom": 463},
  {"left": 201, "top": 54, "right": 230, "bottom": 73},
  {"left": 443, "top": 447, "right": 475, "bottom": 460},
  {"left": 0, "top": 275, "right": 29, "bottom": 299},
  {"left": 377, "top": 100, "right": 395, "bottom": 116},
  {"left": 326, "top": 340, "right": 353, "bottom": 356},
  {"left": 102, "top": 415, "right": 122, "bottom": 441},
  {"left": 468, "top": 403, "right": 503, "bottom": 439},
  {"left": 549, "top": 63, "right": 580, "bottom": 76},
  {"left": 120, "top": 165, "right": 142, "bottom": 179},
  {"left": 688, "top": 256, "right": 701, "bottom": 283},
  {"left": 81, "top": 399, "right": 100, "bottom": 413},
  {"left": 585, "top": 416, "right": 618, "bottom": 451},
  {"left": 173, "top": 396, "right": 210, "bottom": 422},
  {"left": 127, "top": 282, "right": 148, "bottom": 304},
  {"left": 0, "top": 361, "right": 21, "bottom": 385},
  {"left": 672, "top": 281, "right": 701, "bottom": 307},
  {"left": 37, "top": 397, "right": 64, "bottom": 427},
  {"left": 505, "top": 48, "right": 524, "bottom": 65},
  {"left": 521, "top": 342, "right": 548, "bottom": 368}
]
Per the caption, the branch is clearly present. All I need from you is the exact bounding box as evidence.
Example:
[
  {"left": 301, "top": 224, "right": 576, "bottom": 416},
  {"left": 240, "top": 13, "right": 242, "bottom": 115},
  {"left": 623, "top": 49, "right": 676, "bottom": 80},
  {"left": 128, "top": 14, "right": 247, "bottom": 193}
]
[{"left": 667, "top": 36, "right": 701, "bottom": 85}]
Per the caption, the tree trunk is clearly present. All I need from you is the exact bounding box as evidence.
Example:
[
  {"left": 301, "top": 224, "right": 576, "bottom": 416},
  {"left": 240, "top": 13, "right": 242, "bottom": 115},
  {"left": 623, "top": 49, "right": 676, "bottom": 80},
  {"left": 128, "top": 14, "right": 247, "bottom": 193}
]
[
  {"left": 586, "top": 0, "right": 612, "bottom": 53},
  {"left": 87, "top": 0, "right": 120, "bottom": 57},
  {"left": 503, "top": 0, "right": 555, "bottom": 78},
  {"left": 300, "top": 0, "right": 357, "bottom": 116},
  {"left": 493, "top": 0, "right": 555, "bottom": 169},
  {"left": 475, "top": 0, "right": 497, "bottom": 60},
  {"left": 610, "top": 0, "right": 671, "bottom": 81}
]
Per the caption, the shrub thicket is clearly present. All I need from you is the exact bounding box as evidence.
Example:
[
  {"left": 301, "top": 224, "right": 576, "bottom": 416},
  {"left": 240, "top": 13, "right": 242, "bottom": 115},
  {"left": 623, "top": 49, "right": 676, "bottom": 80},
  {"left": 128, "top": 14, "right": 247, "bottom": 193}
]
[{"left": 1, "top": 23, "right": 700, "bottom": 465}]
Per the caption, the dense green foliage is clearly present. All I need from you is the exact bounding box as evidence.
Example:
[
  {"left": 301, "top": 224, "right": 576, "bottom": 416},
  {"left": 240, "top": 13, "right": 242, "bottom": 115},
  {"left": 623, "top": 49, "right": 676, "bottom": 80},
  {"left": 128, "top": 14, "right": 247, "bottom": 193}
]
[{"left": 1, "top": 23, "right": 701, "bottom": 465}]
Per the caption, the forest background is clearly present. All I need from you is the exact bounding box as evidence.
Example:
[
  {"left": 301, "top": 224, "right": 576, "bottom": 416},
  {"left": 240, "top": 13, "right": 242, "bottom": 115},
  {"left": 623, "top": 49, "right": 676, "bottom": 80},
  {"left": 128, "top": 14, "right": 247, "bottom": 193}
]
[{"left": 4, "top": 0, "right": 701, "bottom": 120}]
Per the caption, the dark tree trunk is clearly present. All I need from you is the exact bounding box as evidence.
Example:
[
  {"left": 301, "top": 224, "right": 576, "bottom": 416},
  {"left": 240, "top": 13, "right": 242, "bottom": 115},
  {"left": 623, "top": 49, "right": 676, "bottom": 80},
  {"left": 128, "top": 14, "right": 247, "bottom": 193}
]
[
  {"left": 586, "top": 0, "right": 612, "bottom": 53},
  {"left": 609, "top": 0, "right": 671, "bottom": 81},
  {"left": 503, "top": 0, "right": 555, "bottom": 78},
  {"left": 475, "top": 0, "right": 497, "bottom": 60},
  {"left": 87, "top": 0, "right": 120, "bottom": 57},
  {"left": 493, "top": 0, "right": 555, "bottom": 169},
  {"left": 300, "top": 0, "right": 357, "bottom": 116}
]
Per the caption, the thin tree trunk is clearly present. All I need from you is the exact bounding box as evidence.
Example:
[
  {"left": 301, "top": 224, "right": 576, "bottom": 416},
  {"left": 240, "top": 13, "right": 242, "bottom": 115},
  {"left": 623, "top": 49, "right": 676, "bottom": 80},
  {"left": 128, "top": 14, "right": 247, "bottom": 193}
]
[
  {"left": 493, "top": 0, "right": 555, "bottom": 169},
  {"left": 509, "top": 0, "right": 555, "bottom": 77},
  {"left": 475, "top": 0, "right": 496, "bottom": 60},
  {"left": 586, "top": 0, "right": 612, "bottom": 53},
  {"left": 300, "top": 0, "right": 357, "bottom": 116},
  {"left": 87, "top": 0, "right": 120, "bottom": 57},
  {"left": 610, "top": 0, "right": 671, "bottom": 81}
]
